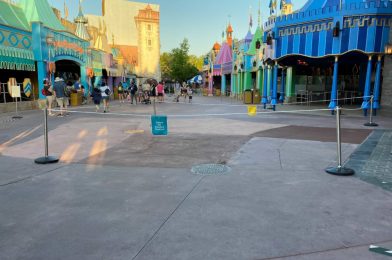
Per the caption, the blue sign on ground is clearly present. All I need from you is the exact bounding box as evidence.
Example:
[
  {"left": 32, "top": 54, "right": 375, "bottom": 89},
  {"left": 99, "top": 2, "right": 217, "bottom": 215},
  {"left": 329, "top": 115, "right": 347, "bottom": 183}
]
[{"left": 151, "top": 115, "right": 168, "bottom": 136}]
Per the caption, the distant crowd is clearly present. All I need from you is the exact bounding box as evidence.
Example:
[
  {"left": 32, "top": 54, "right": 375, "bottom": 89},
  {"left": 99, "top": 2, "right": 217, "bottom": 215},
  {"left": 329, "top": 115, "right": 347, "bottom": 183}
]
[{"left": 41, "top": 75, "right": 195, "bottom": 117}]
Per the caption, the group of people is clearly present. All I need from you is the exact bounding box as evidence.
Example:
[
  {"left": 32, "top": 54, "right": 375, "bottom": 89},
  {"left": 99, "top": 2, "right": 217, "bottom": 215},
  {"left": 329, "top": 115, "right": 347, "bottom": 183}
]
[
  {"left": 174, "top": 82, "right": 193, "bottom": 103},
  {"left": 118, "top": 80, "right": 165, "bottom": 105},
  {"left": 43, "top": 75, "right": 110, "bottom": 116},
  {"left": 43, "top": 76, "right": 87, "bottom": 117},
  {"left": 43, "top": 77, "right": 195, "bottom": 116}
]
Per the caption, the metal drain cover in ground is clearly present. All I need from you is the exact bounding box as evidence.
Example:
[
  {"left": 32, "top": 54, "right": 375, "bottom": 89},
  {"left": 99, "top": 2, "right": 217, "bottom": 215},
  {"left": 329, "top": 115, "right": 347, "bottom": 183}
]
[{"left": 191, "top": 164, "right": 231, "bottom": 175}]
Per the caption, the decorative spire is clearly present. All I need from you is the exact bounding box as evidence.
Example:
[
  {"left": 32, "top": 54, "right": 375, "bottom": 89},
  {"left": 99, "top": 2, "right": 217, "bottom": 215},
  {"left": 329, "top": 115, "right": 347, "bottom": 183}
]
[
  {"left": 258, "top": 0, "right": 261, "bottom": 27},
  {"left": 249, "top": 5, "right": 253, "bottom": 29},
  {"left": 74, "top": 0, "right": 90, "bottom": 41}
]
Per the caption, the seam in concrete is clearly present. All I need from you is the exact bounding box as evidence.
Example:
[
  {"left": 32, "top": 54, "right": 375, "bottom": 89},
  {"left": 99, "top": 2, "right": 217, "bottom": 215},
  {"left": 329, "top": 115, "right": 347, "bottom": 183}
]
[
  {"left": 256, "top": 239, "right": 392, "bottom": 260},
  {"left": 0, "top": 165, "right": 66, "bottom": 188},
  {"left": 131, "top": 175, "right": 206, "bottom": 260}
]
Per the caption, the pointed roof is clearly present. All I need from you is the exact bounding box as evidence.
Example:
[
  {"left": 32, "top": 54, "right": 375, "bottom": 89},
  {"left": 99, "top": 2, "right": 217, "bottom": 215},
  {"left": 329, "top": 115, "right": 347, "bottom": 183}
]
[
  {"left": 247, "top": 26, "right": 264, "bottom": 55},
  {"left": 19, "top": 0, "right": 65, "bottom": 31},
  {"left": 214, "top": 42, "right": 232, "bottom": 65},
  {"left": 74, "top": 2, "right": 90, "bottom": 41},
  {"left": 213, "top": 42, "right": 221, "bottom": 51},
  {"left": 244, "top": 30, "right": 253, "bottom": 43},
  {"left": 226, "top": 23, "right": 233, "bottom": 33},
  {"left": 0, "top": 1, "right": 30, "bottom": 31}
]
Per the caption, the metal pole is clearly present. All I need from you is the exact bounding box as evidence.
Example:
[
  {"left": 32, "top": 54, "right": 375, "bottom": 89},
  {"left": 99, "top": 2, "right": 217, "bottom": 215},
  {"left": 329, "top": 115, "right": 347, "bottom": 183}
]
[
  {"left": 369, "top": 95, "right": 374, "bottom": 124},
  {"left": 3, "top": 84, "right": 6, "bottom": 104},
  {"left": 13, "top": 97, "right": 23, "bottom": 119},
  {"left": 44, "top": 108, "right": 49, "bottom": 157},
  {"left": 153, "top": 98, "right": 156, "bottom": 115},
  {"left": 34, "top": 108, "right": 59, "bottom": 164},
  {"left": 364, "top": 95, "right": 378, "bottom": 127},
  {"left": 325, "top": 106, "right": 355, "bottom": 176},
  {"left": 336, "top": 106, "right": 342, "bottom": 168}
]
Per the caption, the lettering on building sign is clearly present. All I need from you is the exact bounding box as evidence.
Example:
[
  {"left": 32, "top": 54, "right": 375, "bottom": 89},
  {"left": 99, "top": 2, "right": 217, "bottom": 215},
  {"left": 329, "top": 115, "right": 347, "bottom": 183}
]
[{"left": 52, "top": 41, "right": 84, "bottom": 54}]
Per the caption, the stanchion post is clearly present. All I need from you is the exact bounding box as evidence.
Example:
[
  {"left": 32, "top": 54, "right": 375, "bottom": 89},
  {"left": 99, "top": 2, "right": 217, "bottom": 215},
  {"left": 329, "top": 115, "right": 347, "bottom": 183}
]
[
  {"left": 364, "top": 95, "right": 378, "bottom": 127},
  {"left": 12, "top": 97, "right": 23, "bottom": 119},
  {"left": 326, "top": 107, "right": 355, "bottom": 176},
  {"left": 153, "top": 98, "right": 157, "bottom": 115},
  {"left": 34, "top": 108, "right": 59, "bottom": 164}
]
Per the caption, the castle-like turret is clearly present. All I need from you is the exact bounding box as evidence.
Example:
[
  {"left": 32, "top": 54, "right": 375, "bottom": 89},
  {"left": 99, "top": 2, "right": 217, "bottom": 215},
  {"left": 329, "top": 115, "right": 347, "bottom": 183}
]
[{"left": 74, "top": 0, "right": 90, "bottom": 41}]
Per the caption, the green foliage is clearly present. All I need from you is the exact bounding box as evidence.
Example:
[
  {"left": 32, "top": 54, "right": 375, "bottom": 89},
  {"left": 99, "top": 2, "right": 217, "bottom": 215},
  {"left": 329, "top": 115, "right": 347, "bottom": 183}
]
[{"left": 160, "top": 39, "right": 199, "bottom": 82}]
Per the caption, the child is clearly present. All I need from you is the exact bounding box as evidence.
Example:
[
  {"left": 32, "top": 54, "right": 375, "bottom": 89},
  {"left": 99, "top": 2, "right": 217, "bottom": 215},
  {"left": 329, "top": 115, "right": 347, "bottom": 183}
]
[{"left": 187, "top": 86, "right": 193, "bottom": 103}]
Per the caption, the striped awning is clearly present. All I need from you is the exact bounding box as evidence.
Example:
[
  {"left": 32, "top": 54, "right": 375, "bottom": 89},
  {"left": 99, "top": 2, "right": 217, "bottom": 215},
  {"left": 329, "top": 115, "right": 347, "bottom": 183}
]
[{"left": 0, "top": 46, "right": 35, "bottom": 71}]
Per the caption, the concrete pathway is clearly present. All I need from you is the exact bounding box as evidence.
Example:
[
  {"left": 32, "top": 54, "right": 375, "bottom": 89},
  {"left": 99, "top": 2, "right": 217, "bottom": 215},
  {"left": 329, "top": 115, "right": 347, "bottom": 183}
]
[{"left": 0, "top": 97, "right": 391, "bottom": 260}]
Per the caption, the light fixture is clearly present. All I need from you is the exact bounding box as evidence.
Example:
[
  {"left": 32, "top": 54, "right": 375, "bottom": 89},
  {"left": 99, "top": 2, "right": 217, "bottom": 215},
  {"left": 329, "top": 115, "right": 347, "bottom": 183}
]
[{"left": 385, "top": 43, "right": 392, "bottom": 55}]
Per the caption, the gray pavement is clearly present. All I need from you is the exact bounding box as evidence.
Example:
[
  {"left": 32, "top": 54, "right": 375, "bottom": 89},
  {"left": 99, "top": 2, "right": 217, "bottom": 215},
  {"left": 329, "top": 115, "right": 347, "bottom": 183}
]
[{"left": 0, "top": 96, "right": 391, "bottom": 260}]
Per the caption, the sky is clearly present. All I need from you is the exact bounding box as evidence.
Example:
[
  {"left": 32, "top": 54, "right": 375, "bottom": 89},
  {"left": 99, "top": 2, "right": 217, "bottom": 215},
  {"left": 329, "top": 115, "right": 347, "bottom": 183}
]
[{"left": 47, "top": 0, "right": 308, "bottom": 56}]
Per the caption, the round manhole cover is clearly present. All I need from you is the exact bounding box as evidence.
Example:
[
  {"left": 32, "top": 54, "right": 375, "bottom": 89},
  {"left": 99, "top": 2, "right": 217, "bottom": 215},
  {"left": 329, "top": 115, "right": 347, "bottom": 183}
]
[{"left": 191, "top": 164, "right": 231, "bottom": 175}]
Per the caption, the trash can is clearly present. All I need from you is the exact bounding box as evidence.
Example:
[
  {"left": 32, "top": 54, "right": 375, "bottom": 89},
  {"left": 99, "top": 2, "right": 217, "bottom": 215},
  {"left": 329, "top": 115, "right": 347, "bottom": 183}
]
[
  {"left": 253, "top": 90, "right": 261, "bottom": 104},
  {"left": 113, "top": 87, "right": 119, "bottom": 100},
  {"left": 70, "top": 92, "right": 82, "bottom": 106},
  {"left": 244, "top": 89, "right": 253, "bottom": 104}
]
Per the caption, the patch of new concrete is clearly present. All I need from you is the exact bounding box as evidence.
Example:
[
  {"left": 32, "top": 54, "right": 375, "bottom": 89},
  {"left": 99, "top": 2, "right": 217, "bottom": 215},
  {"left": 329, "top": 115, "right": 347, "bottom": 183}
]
[
  {"left": 229, "top": 137, "right": 358, "bottom": 171},
  {"left": 81, "top": 133, "right": 248, "bottom": 168}
]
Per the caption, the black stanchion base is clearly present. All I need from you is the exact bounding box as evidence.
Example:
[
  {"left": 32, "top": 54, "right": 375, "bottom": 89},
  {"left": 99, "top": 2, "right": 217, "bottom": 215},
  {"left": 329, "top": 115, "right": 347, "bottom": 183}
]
[
  {"left": 326, "top": 167, "right": 355, "bottom": 176},
  {"left": 12, "top": 116, "right": 23, "bottom": 119},
  {"left": 364, "top": 122, "right": 379, "bottom": 127},
  {"left": 34, "top": 156, "right": 59, "bottom": 165}
]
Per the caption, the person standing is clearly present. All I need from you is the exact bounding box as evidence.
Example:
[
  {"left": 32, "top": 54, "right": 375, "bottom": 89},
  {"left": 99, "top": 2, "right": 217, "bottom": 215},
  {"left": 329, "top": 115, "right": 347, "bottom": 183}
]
[
  {"left": 137, "top": 84, "right": 144, "bottom": 103},
  {"left": 43, "top": 79, "right": 55, "bottom": 116},
  {"left": 99, "top": 82, "right": 111, "bottom": 113},
  {"left": 118, "top": 82, "right": 125, "bottom": 104},
  {"left": 53, "top": 76, "right": 67, "bottom": 117},
  {"left": 129, "top": 79, "right": 138, "bottom": 104},
  {"left": 156, "top": 81, "right": 164, "bottom": 102},
  {"left": 187, "top": 86, "right": 193, "bottom": 103}
]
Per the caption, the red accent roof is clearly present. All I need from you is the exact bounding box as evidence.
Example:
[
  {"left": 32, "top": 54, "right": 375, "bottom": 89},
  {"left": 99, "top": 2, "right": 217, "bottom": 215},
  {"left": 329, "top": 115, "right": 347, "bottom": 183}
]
[
  {"left": 213, "top": 42, "right": 221, "bottom": 51},
  {"left": 226, "top": 24, "right": 233, "bottom": 33},
  {"left": 117, "top": 45, "right": 138, "bottom": 66}
]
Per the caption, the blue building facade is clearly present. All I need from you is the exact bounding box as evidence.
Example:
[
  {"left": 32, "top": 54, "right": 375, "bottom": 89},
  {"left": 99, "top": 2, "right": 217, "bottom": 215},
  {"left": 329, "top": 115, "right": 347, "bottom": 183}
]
[
  {"left": 264, "top": 0, "right": 392, "bottom": 113},
  {"left": 205, "top": 0, "right": 392, "bottom": 113}
]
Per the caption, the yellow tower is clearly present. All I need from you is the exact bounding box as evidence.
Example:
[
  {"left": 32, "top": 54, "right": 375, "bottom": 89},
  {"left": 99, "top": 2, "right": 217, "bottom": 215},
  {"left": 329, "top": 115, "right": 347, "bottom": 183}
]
[
  {"left": 134, "top": 4, "right": 161, "bottom": 80},
  {"left": 281, "top": 0, "right": 293, "bottom": 15}
]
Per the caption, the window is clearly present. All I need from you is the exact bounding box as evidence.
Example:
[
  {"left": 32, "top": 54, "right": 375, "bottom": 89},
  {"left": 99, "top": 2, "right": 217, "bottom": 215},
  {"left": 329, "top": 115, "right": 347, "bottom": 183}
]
[
  {"left": 148, "top": 39, "right": 152, "bottom": 47},
  {"left": 147, "top": 24, "right": 152, "bottom": 31}
]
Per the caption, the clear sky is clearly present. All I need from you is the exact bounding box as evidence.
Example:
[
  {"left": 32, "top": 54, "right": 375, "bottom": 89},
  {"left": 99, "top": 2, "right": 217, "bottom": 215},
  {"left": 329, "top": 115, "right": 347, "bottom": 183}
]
[{"left": 47, "top": 0, "right": 308, "bottom": 56}]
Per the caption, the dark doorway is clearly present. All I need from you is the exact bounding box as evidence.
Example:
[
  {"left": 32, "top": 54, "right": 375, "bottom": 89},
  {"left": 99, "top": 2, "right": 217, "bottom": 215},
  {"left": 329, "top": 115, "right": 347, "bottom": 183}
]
[{"left": 55, "top": 60, "right": 81, "bottom": 83}]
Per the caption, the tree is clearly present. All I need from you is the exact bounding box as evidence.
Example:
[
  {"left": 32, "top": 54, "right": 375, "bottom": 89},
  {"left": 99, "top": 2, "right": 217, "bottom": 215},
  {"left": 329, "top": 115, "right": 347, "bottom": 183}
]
[
  {"left": 160, "top": 52, "right": 172, "bottom": 81},
  {"left": 188, "top": 55, "right": 204, "bottom": 71},
  {"left": 160, "top": 39, "right": 199, "bottom": 82}
]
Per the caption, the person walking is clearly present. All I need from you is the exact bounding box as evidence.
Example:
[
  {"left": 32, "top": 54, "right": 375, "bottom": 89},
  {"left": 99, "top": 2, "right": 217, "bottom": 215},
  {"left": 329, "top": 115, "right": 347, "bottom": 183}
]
[
  {"left": 91, "top": 87, "right": 102, "bottom": 112},
  {"left": 187, "top": 85, "right": 193, "bottom": 103},
  {"left": 156, "top": 81, "right": 164, "bottom": 102},
  {"left": 181, "top": 82, "right": 188, "bottom": 102},
  {"left": 53, "top": 76, "right": 67, "bottom": 117},
  {"left": 43, "top": 79, "right": 55, "bottom": 116},
  {"left": 129, "top": 79, "right": 138, "bottom": 104},
  {"left": 118, "top": 82, "right": 125, "bottom": 104},
  {"left": 99, "top": 82, "right": 111, "bottom": 113}
]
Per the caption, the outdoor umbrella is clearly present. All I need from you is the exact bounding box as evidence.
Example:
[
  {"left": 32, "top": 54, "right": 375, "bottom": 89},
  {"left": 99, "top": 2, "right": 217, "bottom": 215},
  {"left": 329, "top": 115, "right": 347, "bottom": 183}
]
[{"left": 145, "top": 78, "right": 158, "bottom": 86}]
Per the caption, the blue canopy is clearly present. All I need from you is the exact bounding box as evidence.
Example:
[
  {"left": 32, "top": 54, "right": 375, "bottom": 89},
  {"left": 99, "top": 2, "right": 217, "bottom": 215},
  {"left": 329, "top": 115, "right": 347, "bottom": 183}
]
[{"left": 187, "top": 75, "right": 203, "bottom": 84}]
